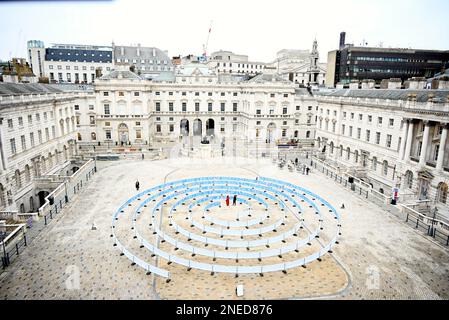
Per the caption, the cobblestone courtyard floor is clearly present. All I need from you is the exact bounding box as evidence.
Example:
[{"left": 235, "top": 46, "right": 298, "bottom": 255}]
[{"left": 0, "top": 157, "right": 448, "bottom": 300}]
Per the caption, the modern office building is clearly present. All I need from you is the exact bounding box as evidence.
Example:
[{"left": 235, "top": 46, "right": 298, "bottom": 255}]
[{"left": 326, "top": 33, "right": 449, "bottom": 87}]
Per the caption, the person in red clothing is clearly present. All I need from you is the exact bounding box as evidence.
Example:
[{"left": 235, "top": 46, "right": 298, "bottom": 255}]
[{"left": 225, "top": 195, "right": 230, "bottom": 207}]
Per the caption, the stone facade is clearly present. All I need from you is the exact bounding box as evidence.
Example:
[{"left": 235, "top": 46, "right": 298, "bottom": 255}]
[{"left": 0, "top": 85, "right": 79, "bottom": 212}]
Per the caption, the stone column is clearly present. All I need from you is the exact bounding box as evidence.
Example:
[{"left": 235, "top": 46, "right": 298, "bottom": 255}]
[
  {"left": 419, "top": 120, "right": 431, "bottom": 166},
  {"left": 398, "top": 119, "right": 409, "bottom": 161},
  {"left": 403, "top": 119, "right": 415, "bottom": 162},
  {"left": 436, "top": 123, "right": 448, "bottom": 171}
]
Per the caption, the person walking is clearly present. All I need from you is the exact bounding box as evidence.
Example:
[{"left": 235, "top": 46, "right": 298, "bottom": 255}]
[
  {"left": 306, "top": 167, "right": 310, "bottom": 175},
  {"left": 225, "top": 195, "right": 230, "bottom": 207},
  {"left": 142, "top": 153, "right": 145, "bottom": 160},
  {"left": 135, "top": 180, "right": 140, "bottom": 191},
  {"left": 233, "top": 195, "right": 237, "bottom": 206}
]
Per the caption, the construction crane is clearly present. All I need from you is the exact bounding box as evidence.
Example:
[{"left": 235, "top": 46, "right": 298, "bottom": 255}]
[{"left": 200, "top": 21, "right": 212, "bottom": 62}]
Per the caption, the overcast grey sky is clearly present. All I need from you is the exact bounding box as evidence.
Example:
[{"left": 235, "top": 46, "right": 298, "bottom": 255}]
[{"left": 1, "top": 0, "right": 448, "bottom": 62}]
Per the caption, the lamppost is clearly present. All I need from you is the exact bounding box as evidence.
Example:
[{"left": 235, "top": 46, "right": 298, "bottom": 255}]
[{"left": 429, "top": 207, "right": 438, "bottom": 237}]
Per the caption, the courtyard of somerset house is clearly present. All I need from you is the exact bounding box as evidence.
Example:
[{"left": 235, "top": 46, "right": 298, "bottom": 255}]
[{"left": 0, "top": 64, "right": 449, "bottom": 300}]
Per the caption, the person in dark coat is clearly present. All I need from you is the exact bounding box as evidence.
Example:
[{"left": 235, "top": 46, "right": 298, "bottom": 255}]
[
  {"left": 233, "top": 195, "right": 237, "bottom": 206},
  {"left": 225, "top": 195, "right": 230, "bottom": 207},
  {"left": 306, "top": 167, "right": 310, "bottom": 175},
  {"left": 135, "top": 180, "right": 140, "bottom": 191}
]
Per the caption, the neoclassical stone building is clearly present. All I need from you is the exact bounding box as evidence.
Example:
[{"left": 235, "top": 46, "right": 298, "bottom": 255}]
[
  {"left": 75, "top": 65, "right": 317, "bottom": 149},
  {"left": 0, "top": 83, "right": 79, "bottom": 212},
  {"left": 314, "top": 81, "right": 449, "bottom": 213}
]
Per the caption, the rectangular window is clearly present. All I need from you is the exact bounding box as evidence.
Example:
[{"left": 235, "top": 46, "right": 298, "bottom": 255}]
[
  {"left": 7, "top": 119, "right": 13, "bottom": 128},
  {"left": 52, "top": 126, "right": 56, "bottom": 138},
  {"left": 386, "top": 134, "right": 392, "bottom": 148},
  {"left": 366, "top": 130, "right": 370, "bottom": 142},
  {"left": 182, "top": 102, "right": 187, "bottom": 112},
  {"left": 389, "top": 119, "right": 394, "bottom": 127},
  {"left": 30, "top": 133, "right": 35, "bottom": 147},
  {"left": 156, "top": 124, "right": 161, "bottom": 133},
  {"left": 169, "top": 102, "right": 174, "bottom": 112},
  {"left": 283, "top": 107, "right": 287, "bottom": 114},
  {"left": 233, "top": 103, "right": 238, "bottom": 112},
  {"left": 221, "top": 103, "right": 225, "bottom": 112},
  {"left": 155, "top": 102, "right": 161, "bottom": 112},
  {"left": 18, "top": 117, "right": 23, "bottom": 126},
  {"left": 208, "top": 103, "right": 212, "bottom": 112},
  {"left": 74, "top": 105, "right": 79, "bottom": 111},
  {"left": 378, "top": 117, "right": 383, "bottom": 125},
  {"left": 357, "top": 128, "right": 361, "bottom": 139},
  {"left": 89, "top": 116, "right": 95, "bottom": 125},
  {"left": 38, "top": 130, "right": 42, "bottom": 143},
  {"left": 195, "top": 102, "right": 200, "bottom": 112},
  {"left": 376, "top": 132, "right": 381, "bottom": 144},
  {"left": 169, "top": 124, "right": 174, "bottom": 132},
  {"left": 106, "top": 130, "right": 111, "bottom": 139},
  {"left": 10, "top": 138, "right": 16, "bottom": 155},
  {"left": 349, "top": 126, "right": 353, "bottom": 137},
  {"left": 136, "top": 130, "right": 142, "bottom": 139},
  {"left": 104, "top": 104, "right": 110, "bottom": 114},
  {"left": 21, "top": 135, "right": 26, "bottom": 151}
]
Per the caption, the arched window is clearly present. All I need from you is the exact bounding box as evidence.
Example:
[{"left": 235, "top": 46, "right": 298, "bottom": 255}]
[
  {"left": 25, "top": 164, "right": 31, "bottom": 183},
  {"left": 436, "top": 182, "right": 448, "bottom": 204},
  {"left": 383, "top": 161, "right": 388, "bottom": 176},
  {"left": 15, "top": 169, "right": 22, "bottom": 189},
  {"left": 20, "top": 203, "right": 25, "bottom": 213},
  {"left": 91, "top": 132, "right": 97, "bottom": 141},
  {"left": 339, "top": 145, "right": 343, "bottom": 157},
  {"left": 30, "top": 197, "right": 35, "bottom": 212},
  {"left": 0, "top": 184, "right": 5, "bottom": 208},
  {"left": 404, "top": 171, "right": 413, "bottom": 189},
  {"left": 354, "top": 150, "right": 359, "bottom": 163},
  {"left": 346, "top": 147, "right": 351, "bottom": 160}
]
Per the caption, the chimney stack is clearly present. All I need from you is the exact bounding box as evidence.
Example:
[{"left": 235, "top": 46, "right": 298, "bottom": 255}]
[{"left": 339, "top": 32, "right": 346, "bottom": 50}]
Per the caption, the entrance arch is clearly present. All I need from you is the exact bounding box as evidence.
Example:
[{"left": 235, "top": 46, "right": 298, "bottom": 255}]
[
  {"left": 193, "top": 119, "right": 202, "bottom": 136},
  {"left": 206, "top": 119, "right": 215, "bottom": 136},
  {"left": 437, "top": 182, "right": 448, "bottom": 204},
  {"left": 118, "top": 123, "right": 129, "bottom": 145},
  {"left": 267, "top": 123, "right": 276, "bottom": 143},
  {"left": 180, "top": 119, "right": 189, "bottom": 136},
  {"left": 38, "top": 191, "right": 50, "bottom": 207}
]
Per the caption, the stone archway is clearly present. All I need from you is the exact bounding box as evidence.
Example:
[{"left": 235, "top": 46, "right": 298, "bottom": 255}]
[
  {"left": 267, "top": 123, "right": 276, "bottom": 143},
  {"left": 118, "top": 123, "right": 129, "bottom": 145},
  {"left": 436, "top": 182, "right": 448, "bottom": 204},
  {"left": 193, "top": 119, "right": 202, "bottom": 136},
  {"left": 180, "top": 119, "right": 189, "bottom": 136},
  {"left": 206, "top": 119, "right": 215, "bottom": 136}
]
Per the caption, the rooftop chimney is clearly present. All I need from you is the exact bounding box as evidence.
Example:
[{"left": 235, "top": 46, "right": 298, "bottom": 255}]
[{"left": 339, "top": 32, "right": 346, "bottom": 50}]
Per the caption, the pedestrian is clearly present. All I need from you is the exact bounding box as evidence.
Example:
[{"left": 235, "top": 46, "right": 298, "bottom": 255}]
[
  {"left": 302, "top": 165, "right": 306, "bottom": 174},
  {"left": 226, "top": 195, "right": 230, "bottom": 207},
  {"left": 135, "top": 180, "right": 140, "bottom": 191},
  {"left": 306, "top": 167, "right": 310, "bottom": 175},
  {"left": 142, "top": 153, "right": 145, "bottom": 160},
  {"left": 233, "top": 195, "right": 237, "bottom": 206}
]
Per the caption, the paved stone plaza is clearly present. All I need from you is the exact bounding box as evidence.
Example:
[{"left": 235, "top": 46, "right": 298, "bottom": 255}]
[{"left": 0, "top": 157, "right": 448, "bottom": 300}]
